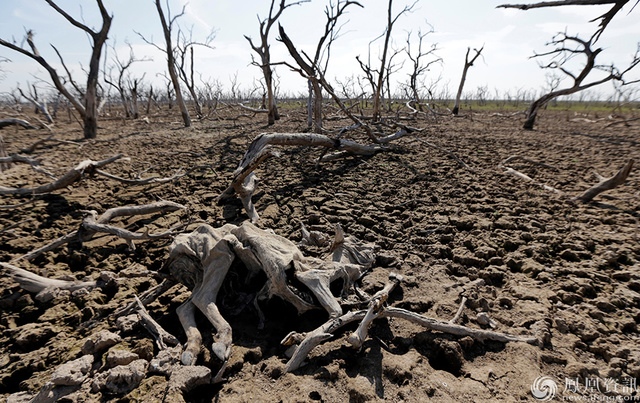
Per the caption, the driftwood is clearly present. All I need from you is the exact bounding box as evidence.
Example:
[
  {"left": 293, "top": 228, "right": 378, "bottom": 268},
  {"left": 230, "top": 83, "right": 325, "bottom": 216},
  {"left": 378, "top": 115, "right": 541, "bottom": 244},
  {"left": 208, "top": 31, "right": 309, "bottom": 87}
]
[
  {"left": 218, "top": 131, "right": 410, "bottom": 222},
  {"left": 236, "top": 102, "right": 269, "bottom": 114},
  {"left": 282, "top": 273, "right": 536, "bottom": 372},
  {"left": 500, "top": 156, "right": 634, "bottom": 203},
  {"left": 0, "top": 154, "right": 123, "bottom": 195},
  {"left": 417, "top": 137, "right": 475, "bottom": 172},
  {"left": 134, "top": 295, "right": 180, "bottom": 350},
  {"left": 0, "top": 262, "right": 97, "bottom": 293},
  {"left": 0, "top": 154, "right": 56, "bottom": 178},
  {"left": 19, "top": 134, "right": 79, "bottom": 154},
  {"left": 573, "top": 159, "right": 634, "bottom": 203},
  {"left": 16, "top": 201, "right": 186, "bottom": 261},
  {"left": 0, "top": 118, "right": 37, "bottom": 130},
  {"left": 499, "top": 156, "right": 562, "bottom": 194},
  {"left": 1, "top": 153, "right": 186, "bottom": 195},
  {"left": 93, "top": 169, "right": 187, "bottom": 185}
]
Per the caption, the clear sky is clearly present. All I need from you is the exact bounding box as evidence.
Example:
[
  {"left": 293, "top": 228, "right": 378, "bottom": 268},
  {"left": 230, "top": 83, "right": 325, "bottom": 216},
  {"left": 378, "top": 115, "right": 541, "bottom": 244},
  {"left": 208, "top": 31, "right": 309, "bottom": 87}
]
[{"left": 0, "top": 0, "right": 638, "bottom": 101}]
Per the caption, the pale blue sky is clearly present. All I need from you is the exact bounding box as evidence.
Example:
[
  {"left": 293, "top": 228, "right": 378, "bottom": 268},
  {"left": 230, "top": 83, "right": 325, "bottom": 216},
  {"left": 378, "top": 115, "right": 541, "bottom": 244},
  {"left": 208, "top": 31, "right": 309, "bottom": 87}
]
[{"left": 0, "top": 0, "right": 638, "bottom": 100}]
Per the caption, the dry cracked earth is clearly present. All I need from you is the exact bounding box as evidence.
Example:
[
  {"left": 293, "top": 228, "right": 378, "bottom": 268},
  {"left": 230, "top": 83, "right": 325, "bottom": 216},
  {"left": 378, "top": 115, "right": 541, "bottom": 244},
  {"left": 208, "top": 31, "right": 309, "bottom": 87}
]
[{"left": 0, "top": 105, "right": 639, "bottom": 402}]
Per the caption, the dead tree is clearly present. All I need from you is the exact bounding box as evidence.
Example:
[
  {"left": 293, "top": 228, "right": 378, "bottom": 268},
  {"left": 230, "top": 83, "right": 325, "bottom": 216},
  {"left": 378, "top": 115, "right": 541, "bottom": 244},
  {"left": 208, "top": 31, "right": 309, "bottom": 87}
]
[
  {"left": 497, "top": 0, "right": 637, "bottom": 42},
  {"left": 175, "top": 27, "right": 216, "bottom": 119},
  {"left": 143, "top": 0, "right": 192, "bottom": 127},
  {"left": 522, "top": 33, "right": 639, "bottom": 130},
  {"left": 403, "top": 28, "right": 441, "bottom": 112},
  {"left": 452, "top": 46, "right": 484, "bottom": 116},
  {"left": 17, "top": 84, "right": 54, "bottom": 123},
  {"left": 0, "top": 1, "right": 112, "bottom": 139},
  {"left": 278, "top": 1, "right": 363, "bottom": 133},
  {"left": 360, "top": 0, "right": 417, "bottom": 121},
  {"left": 244, "top": 0, "right": 309, "bottom": 125},
  {"left": 104, "top": 42, "right": 150, "bottom": 119}
]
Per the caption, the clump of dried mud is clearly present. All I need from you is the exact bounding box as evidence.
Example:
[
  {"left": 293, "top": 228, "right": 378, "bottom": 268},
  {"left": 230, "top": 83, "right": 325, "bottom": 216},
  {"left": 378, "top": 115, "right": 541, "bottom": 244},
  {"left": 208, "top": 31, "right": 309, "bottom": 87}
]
[{"left": 0, "top": 106, "right": 639, "bottom": 402}]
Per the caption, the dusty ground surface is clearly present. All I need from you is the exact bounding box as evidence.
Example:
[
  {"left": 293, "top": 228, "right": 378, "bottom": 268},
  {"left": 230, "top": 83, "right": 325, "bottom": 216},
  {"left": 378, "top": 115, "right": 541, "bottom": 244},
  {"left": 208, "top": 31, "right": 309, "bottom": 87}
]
[{"left": 0, "top": 105, "right": 639, "bottom": 402}]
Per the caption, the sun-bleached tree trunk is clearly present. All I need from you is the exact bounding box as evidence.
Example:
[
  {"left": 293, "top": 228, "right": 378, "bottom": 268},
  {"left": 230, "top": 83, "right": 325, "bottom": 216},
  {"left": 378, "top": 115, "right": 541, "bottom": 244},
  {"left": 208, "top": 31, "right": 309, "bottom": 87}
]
[
  {"left": 522, "top": 33, "right": 639, "bottom": 130},
  {"left": 153, "top": 0, "right": 191, "bottom": 127},
  {"left": 452, "top": 46, "right": 484, "bottom": 116},
  {"left": 245, "top": 0, "right": 308, "bottom": 126},
  {"left": 0, "top": 0, "right": 112, "bottom": 139}
]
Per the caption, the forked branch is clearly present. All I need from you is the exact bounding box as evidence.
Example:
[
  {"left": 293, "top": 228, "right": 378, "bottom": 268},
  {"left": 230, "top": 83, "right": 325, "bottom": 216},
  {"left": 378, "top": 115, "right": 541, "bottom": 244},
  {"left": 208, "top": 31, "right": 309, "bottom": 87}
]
[
  {"left": 16, "top": 201, "right": 186, "bottom": 261},
  {"left": 573, "top": 159, "right": 634, "bottom": 203}
]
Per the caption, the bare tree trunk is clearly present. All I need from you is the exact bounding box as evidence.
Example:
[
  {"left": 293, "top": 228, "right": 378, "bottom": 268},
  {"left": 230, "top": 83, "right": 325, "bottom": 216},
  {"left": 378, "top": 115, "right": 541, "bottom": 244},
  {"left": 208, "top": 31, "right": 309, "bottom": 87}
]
[
  {"left": 0, "top": 134, "right": 8, "bottom": 172},
  {"left": 371, "top": 0, "right": 395, "bottom": 121},
  {"left": 306, "top": 80, "right": 313, "bottom": 130},
  {"left": 155, "top": 0, "right": 191, "bottom": 128},
  {"left": 263, "top": 58, "right": 280, "bottom": 125},
  {"left": 311, "top": 80, "right": 323, "bottom": 133},
  {"left": 452, "top": 46, "right": 483, "bottom": 116},
  {"left": 131, "top": 83, "right": 139, "bottom": 119},
  {"left": 146, "top": 86, "right": 154, "bottom": 115},
  {"left": 188, "top": 47, "right": 202, "bottom": 118},
  {"left": 18, "top": 87, "right": 54, "bottom": 123}
]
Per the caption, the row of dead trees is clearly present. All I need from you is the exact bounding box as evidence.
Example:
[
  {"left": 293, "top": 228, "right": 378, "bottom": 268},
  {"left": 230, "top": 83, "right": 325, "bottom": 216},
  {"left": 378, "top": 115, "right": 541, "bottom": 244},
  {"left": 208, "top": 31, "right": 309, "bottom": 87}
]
[{"left": 0, "top": 0, "right": 638, "bottom": 138}]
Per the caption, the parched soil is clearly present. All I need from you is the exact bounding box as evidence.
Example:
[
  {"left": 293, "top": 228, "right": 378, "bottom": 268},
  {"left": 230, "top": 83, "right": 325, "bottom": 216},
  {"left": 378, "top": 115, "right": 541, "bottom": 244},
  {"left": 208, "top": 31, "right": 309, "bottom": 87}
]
[{"left": 0, "top": 106, "right": 639, "bottom": 402}]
